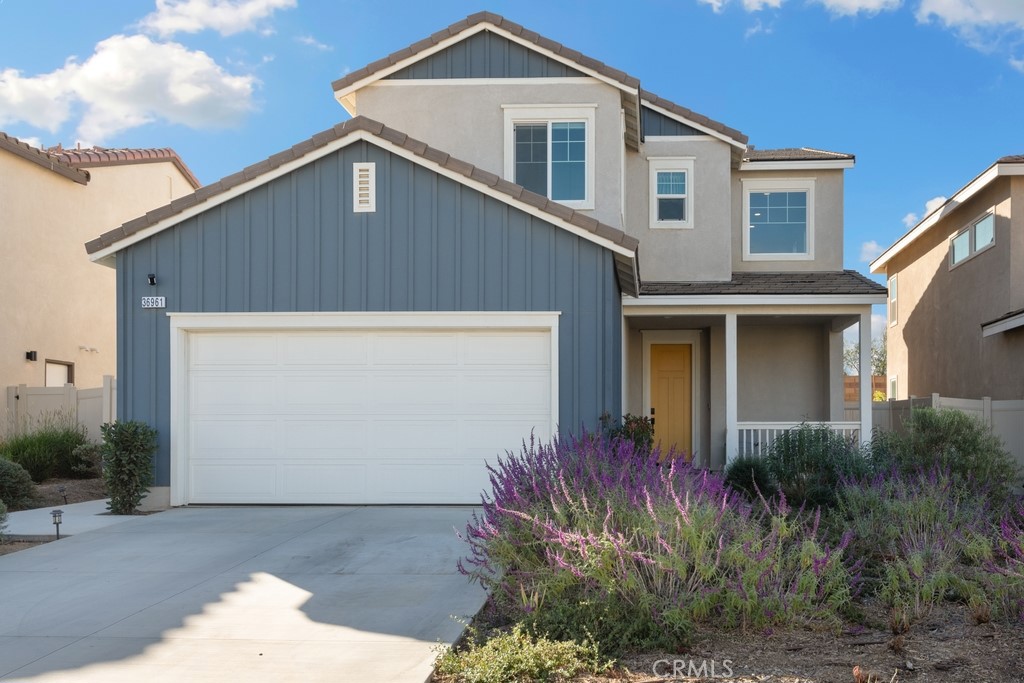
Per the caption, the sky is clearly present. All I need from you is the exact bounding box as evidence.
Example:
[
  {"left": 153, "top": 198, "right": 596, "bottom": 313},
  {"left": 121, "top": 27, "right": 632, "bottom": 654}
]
[{"left": 1, "top": 0, "right": 1023, "bottom": 338}]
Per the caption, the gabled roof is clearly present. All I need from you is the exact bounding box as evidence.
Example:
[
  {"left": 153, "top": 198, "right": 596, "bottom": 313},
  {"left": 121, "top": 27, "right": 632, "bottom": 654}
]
[
  {"left": 871, "top": 155, "right": 1024, "bottom": 273},
  {"left": 639, "top": 271, "right": 886, "bottom": 296},
  {"left": 744, "top": 147, "right": 853, "bottom": 162},
  {"left": 0, "top": 131, "right": 90, "bottom": 184},
  {"left": 330, "top": 11, "right": 746, "bottom": 153},
  {"left": 85, "top": 116, "right": 640, "bottom": 295},
  {"left": 48, "top": 145, "right": 201, "bottom": 189}
]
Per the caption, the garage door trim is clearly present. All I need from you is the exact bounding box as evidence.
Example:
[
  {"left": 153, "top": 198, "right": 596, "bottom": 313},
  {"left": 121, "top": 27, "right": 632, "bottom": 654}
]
[{"left": 167, "top": 311, "right": 560, "bottom": 506}]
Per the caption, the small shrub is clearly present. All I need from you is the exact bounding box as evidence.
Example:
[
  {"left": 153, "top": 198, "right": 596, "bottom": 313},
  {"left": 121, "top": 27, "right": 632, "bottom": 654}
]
[
  {"left": 70, "top": 443, "right": 103, "bottom": 477},
  {"left": 0, "top": 457, "right": 37, "bottom": 510},
  {"left": 600, "top": 412, "right": 655, "bottom": 456},
  {"left": 1, "top": 414, "right": 89, "bottom": 482},
  {"left": 870, "top": 408, "right": 1019, "bottom": 506},
  {"left": 0, "top": 500, "right": 7, "bottom": 542},
  {"left": 765, "top": 423, "right": 871, "bottom": 509},
  {"left": 724, "top": 454, "right": 778, "bottom": 501},
  {"left": 101, "top": 421, "right": 157, "bottom": 515},
  {"left": 433, "top": 624, "right": 611, "bottom": 683}
]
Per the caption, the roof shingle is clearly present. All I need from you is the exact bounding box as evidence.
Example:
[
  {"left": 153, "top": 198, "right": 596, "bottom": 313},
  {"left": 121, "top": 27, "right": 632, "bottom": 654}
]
[
  {"left": 639, "top": 271, "right": 886, "bottom": 296},
  {"left": 743, "top": 147, "right": 854, "bottom": 163}
]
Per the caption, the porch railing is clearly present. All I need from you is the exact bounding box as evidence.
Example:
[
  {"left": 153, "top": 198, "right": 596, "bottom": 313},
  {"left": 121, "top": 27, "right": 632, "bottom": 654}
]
[{"left": 736, "top": 421, "right": 861, "bottom": 458}]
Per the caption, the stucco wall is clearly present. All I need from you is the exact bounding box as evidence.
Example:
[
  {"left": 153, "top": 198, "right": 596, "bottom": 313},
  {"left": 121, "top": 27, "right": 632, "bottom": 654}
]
[
  {"left": 354, "top": 80, "right": 625, "bottom": 227},
  {"left": 737, "top": 323, "right": 830, "bottom": 421},
  {"left": 731, "top": 168, "right": 845, "bottom": 272},
  {"left": 623, "top": 138, "right": 733, "bottom": 281},
  {"left": 885, "top": 176, "right": 1022, "bottom": 399},
  {"left": 0, "top": 153, "right": 192, "bottom": 395},
  {"left": 116, "top": 139, "right": 624, "bottom": 487}
]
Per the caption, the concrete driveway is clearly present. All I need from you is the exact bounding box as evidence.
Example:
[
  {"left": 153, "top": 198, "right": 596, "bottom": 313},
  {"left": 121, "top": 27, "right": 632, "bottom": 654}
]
[{"left": 0, "top": 506, "right": 487, "bottom": 682}]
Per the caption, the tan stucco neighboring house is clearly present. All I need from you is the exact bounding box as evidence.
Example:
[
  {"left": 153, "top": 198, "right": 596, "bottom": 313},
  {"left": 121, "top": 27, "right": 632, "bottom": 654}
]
[
  {"left": 870, "top": 155, "right": 1024, "bottom": 400},
  {"left": 0, "top": 132, "right": 199, "bottom": 391}
]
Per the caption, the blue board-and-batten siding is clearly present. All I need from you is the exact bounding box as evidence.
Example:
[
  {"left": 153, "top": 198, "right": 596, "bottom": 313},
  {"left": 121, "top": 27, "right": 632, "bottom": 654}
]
[
  {"left": 116, "top": 139, "right": 623, "bottom": 486},
  {"left": 641, "top": 106, "right": 702, "bottom": 137},
  {"left": 385, "top": 30, "right": 585, "bottom": 80}
]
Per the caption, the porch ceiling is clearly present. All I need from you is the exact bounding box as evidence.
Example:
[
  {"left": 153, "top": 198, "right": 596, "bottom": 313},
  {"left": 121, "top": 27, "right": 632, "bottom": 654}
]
[{"left": 626, "top": 313, "right": 855, "bottom": 330}]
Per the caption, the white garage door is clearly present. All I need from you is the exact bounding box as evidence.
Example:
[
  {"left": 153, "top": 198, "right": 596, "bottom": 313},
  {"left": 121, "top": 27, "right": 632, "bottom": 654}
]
[{"left": 183, "top": 325, "right": 554, "bottom": 504}]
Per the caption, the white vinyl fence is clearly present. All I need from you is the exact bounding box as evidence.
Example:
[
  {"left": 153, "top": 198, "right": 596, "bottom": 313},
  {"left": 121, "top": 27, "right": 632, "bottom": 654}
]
[{"left": 3, "top": 376, "right": 116, "bottom": 443}]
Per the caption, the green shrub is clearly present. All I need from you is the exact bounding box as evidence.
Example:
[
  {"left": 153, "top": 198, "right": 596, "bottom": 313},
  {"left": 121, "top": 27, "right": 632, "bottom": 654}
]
[
  {"left": 101, "top": 421, "right": 157, "bottom": 515},
  {"left": 1, "top": 414, "right": 89, "bottom": 482},
  {"left": 600, "top": 412, "right": 655, "bottom": 456},
  {"left": 433, "top": 624, "right": 611, "bottom": 683},
  {"left": 0, "top": 457, "right": 37, "bottom": 510},
  {"left": 764, "top": 423, "right": 871, "bottom": 509},
  {"left": 724, "top": 454, "right": 778, "bottom": 501},
  {"left": 0, "top": 500, "right": 7, "bottom": 542},
  {"left": 869, "top": 408, "right": 1019, "bottom": 506},
  {"left": 70, "top": 443, "right": 103, "bottom": 477}
]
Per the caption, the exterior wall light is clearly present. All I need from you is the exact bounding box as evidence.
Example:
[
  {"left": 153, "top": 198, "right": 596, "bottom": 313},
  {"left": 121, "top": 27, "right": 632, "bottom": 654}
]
[
  {"left": 147, "top": 274, "right": 157, "bottom": 286},
  {"left": 26, "top": 351, "right": 37, "bottom": 361}
]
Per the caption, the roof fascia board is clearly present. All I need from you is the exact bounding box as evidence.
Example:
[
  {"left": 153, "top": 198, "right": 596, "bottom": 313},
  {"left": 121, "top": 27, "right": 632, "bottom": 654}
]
[
  {"left": 370, "top": 76, "right": 601, "bottom": 87},
  {"left": 622, "top": 294, "right": 887, "bottom": 307},
  {"left": 334, "top": 22, "right": 638, "bottom": 109},
  {"left": 641, "top": 99, "right": 746, "bottom": 149},
  {"left": 740, "top": 159, "right": 855, "bottom": 171},
  {"left": 88, "top": 129, "right": 637, "bottom": 265},
  {"left": 982, "top": 311, "right": 1024, "bottom": 337},
  {"left": 870, "top": 162, "right": 1024, "bottom": 273}
]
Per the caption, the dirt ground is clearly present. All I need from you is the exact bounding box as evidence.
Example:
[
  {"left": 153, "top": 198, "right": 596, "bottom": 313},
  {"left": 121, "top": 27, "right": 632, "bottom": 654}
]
[{"left": 572, "top": 602, "right": 1024, "bottom": 683}]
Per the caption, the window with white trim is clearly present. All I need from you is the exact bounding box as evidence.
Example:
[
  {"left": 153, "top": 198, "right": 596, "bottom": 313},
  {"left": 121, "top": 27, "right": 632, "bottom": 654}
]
[
  {"left": 503, "top": 105, "right": 595, "bottom": 209},
  {"left": 742, "top": 178, "right": 815, "bottom": 260},
  {"left": 888, "top": 274, "right": 897, "bottom": 327},
  {"left": 889, "top": 375, "right": 897, "bottom": 401},
  {"left": 649, "top": 157, "right": 694, "bottom": 229},
  {"left": 950, "top": 211, "right": 995, "bottom": 267}
]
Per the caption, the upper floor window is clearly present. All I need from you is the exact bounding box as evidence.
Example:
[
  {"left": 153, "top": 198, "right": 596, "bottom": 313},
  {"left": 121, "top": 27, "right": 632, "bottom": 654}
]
[
  {"left": 741, "top": 178, "right": 815, "bottom": 261},
  {"left": 649, "top": 157, "right": 694, "bottom": 229},
  {"left": 888, "top": 274, "right": 897, "bottom": 326},
  {"left": 503, "top": 105, "right": 596, "bottom": 210},
  {"left": 950, "top": 211, "right": 995, "bottom": 267}
]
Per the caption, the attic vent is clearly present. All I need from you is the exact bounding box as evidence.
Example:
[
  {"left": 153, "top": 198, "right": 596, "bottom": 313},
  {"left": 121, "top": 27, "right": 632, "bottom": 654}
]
[{"left": 353, "top": 162, "right": 376, "bottom": 213}]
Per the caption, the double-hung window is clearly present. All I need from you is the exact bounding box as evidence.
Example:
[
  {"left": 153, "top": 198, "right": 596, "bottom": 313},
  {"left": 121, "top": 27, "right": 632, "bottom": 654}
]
[
  {"left": 888, "top": 275, "right": 898, "bottom": 326},
  {"left": 950, "top": 211, "right": 995, "bottom": 267},
  {"left": 504, "top": 105, "right": 595, "bottom": 209},
  {"left": 742, "top": 178, "right": 815, "bottom": 260},
  {"left": 649, "top": 157, "right": 694, "bottom": 229}
]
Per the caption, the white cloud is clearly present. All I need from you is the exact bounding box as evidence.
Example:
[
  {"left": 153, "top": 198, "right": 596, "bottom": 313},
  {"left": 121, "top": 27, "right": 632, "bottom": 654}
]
[
  {"left": 917, "top": 0, "right": 1024, "bottom": 28},
  {"left": 745, "top": 19, "right": 774, "bottom": 37},
  {"left": 860, "top": 240, "right": 885, "bottom": 262},
  {"left": 698, "top": 0, "right": 784, "bottom": 11},
  {"left": 902, "top": 212, "right": 919, "bottom": 228},
  {"left": 698, "top": 0, "right": 728, "bottom": 12},
  {"left": 924, "top": 195, "right": 948, "bottom": 215},
  {"left": 813, "top": 0, "right": 902, "bottom": 17},
  {"left": 1012, "top": 56, "right": 1024, "bottom": 72},
  {"left": 296, "top": 35, "right": 332, "bottom": 51},
  {"left": 139, "top": 0, "right": 296, "bottom": 38},
  {"left": 0, "top": 34, "right": 256, "bottom": 143}
]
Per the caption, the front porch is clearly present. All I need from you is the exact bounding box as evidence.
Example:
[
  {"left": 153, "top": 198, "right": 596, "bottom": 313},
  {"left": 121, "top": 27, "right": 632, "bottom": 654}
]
[{"left": 622, "top": 276, "right": 885, "bottom": 469}]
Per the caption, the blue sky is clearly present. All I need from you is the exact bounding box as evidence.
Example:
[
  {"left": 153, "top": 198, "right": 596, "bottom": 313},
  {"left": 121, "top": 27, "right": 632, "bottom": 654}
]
[{"left": 1, "top": 0, "right": 1023, "bottom": 296}]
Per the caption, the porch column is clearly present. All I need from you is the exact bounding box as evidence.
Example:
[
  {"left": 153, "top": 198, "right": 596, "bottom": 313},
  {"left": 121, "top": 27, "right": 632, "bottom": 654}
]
[
  {"left": 725, "top": 312, "right": 738, "bottom": 463},
  {"left": 859, "top": 311, "right": 873, "bottom": 443},
  {"left": 828, "top": 329, "right": 845, "bottom": 421}
]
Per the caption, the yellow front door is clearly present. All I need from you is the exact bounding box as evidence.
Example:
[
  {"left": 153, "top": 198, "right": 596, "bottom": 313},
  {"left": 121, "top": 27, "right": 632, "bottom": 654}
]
[{"left": 650, "top": 344, "right": 692, "bottom": 460}]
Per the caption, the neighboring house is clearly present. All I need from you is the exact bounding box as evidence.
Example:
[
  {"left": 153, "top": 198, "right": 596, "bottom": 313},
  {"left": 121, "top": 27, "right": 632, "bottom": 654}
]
[
  {"left": 85, "top": 12, "right": 885, "bottom": 508},
  {"left": 0, "top": 133, "right": 199, "bottom": 394},
  {"left": 871, "top": 155, "right": 1024, "bottom": 400}
]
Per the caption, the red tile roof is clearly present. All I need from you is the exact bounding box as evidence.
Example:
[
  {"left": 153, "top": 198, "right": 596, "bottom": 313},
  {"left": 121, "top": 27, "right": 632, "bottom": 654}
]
[
  {"left": 0, "top": 131, "right": 90, "bottom": 184},
  {"left": 48, "top": 145, "right": 201, "bottom": 188}
]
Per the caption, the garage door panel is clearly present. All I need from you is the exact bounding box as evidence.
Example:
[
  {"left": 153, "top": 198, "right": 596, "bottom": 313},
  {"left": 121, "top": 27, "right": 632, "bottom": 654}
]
[
  {"left": 372, "top": 334, "right": 458, "bottom": 366},
  {"left": 184, "top": 326, "right": 553, "bottom": 504},
  {"left": 464, "top": 333, "right": 550, "bottom": 365},
  {"left": 191, "top": 334, "right": 278, "bottom": 366},
  {"left": 191, "top": 375, "right": 277, "bottom": 413},
  {"left": 281, "top": 334, "right": 369, "bottom": 366}
]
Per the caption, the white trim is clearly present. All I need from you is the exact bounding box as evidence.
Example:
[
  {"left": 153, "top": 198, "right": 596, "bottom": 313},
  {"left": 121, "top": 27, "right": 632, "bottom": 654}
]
[
  {"left": 640, "top": 99, "right": 747, "bottom": 149},
  {"left": 370, "top": 76, "right": 601, "bottom": 87},
  {"left": 648, "top": 157, "right": 694, "bottom": 230},
  {"left": 352, "top": 162, "right": 375, "bottom": 213},
  {"left": 888, "top": 274, "right": 897, "bottom": 327},
  {"left": 948, "top": 209, "right": 996, "bottom": 270},
  {"left": 741, "top": 178, "right": 816, "bottom": 262},
  {"left": 502, "top": 105, "right": 596, "bottom": 210},
  {"left": 982, "top": 311, "right": 1024, "bottom": 337},
  {"left": 871, "top": 161, "right": 1024, "bottom": 273},
  {"left": 641, "top": 330, "right": 701, "bottom": 460},
  {"left": 724, "top": 313, "right": 738, "bottom": 463},
  {"left": 88, "top": 127, "right": 637, "bottom": 263},
  {"left": 859, "top": 311, "right": 873, "bottom": 440},
  {"left": 643, "top": 135, "right": 720, "bottom": 143},
  {"left": 739, "top": 159, "right": 854, "bottom": 171},
  {"left": 622, "top": 294, "right": 886, "bottom": 308},
  {"left": 167, "top": 311, "right": 561, "bottom": 507},
  {"left": 333, "top": 22, "right": 639, "bottom": 109}
]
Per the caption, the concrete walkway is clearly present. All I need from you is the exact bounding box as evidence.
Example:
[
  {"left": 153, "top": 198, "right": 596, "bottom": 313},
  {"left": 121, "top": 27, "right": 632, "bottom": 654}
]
[
  {"left": 4, "top": 499, "right": 131, "bottom": 537},
  {"left": 0, "top": 506, "right": 486, "bottom": 683}
]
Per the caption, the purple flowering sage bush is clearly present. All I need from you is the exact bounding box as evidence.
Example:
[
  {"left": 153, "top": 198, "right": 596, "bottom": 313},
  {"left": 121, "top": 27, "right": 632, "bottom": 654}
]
[{"left": 459, "top": 433, "right": 857, "bottom": 654}]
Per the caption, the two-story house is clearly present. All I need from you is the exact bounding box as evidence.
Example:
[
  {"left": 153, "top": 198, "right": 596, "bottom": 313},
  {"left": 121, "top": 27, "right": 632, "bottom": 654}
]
[
  {"left": 871, "top": 155, "right": 1024, "bottom": 400},
  {"left": 84, "top": 12, "right": 885, "bottom": 508},
  {"left": 0, "top": 132, "right": 198, "bottom": 396}
]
